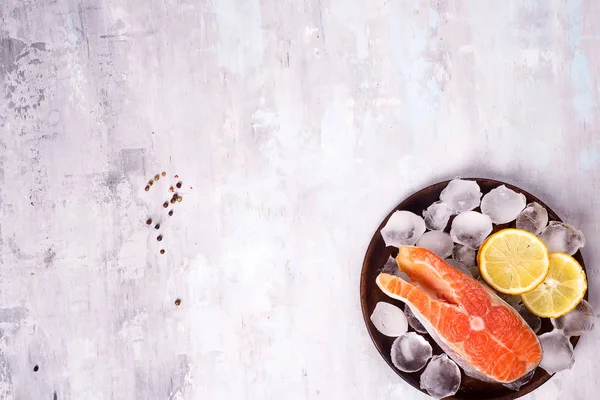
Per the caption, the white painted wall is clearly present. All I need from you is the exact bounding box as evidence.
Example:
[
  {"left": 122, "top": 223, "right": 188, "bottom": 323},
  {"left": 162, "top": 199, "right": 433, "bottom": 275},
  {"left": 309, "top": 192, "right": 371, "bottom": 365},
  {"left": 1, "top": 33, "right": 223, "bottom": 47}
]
[{"left": 1, "top": 0, "right": 599, "bottom": 399}]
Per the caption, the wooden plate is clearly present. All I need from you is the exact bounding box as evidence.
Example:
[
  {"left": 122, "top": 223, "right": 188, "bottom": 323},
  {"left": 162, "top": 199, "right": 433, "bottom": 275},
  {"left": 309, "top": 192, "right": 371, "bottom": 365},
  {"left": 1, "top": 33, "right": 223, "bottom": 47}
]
[{"left": 360, "top": 178, "right": 587, "bottom": 400}]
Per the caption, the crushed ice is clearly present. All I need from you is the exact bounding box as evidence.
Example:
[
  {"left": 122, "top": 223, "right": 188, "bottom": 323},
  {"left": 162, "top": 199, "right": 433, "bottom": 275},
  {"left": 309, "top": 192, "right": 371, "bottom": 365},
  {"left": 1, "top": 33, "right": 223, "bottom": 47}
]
[
  {"left": 439, "top": 178, "right": 482, "bottom": 214},
  {"left": 480, "top": 185, "right": 526, "bottom": 224},
  {"left": 423, "top": 201, "right": 452, "bottom": 231},
  {"left": 416, "top": 231, "right": 453, "bottom": 259},
  {"left": 420, "top": 354, "right": 461, "bottom": 399},
  {"left": 551, "top": 299, "right": 595, "bottom": 337},
  {"left": 390, "top": 332, "right": 432, "bottom": 373},
  {"left": 450, "top": 211, "right": 493, "bottom": 249},
  {"left": 539, "top": 221, "right": 585, "bottom": 255},
  {"left": 380, "top": 211, "right": 426, "bottom": 247},
  {"left": 516, "top": 202, "right": 548, "bottom": 235},
  {"left": 370, "top": 302, "right": 408, "bottom": 337},
  {"left": 538, "top": 330, "right": 574, "bottom": 374}
]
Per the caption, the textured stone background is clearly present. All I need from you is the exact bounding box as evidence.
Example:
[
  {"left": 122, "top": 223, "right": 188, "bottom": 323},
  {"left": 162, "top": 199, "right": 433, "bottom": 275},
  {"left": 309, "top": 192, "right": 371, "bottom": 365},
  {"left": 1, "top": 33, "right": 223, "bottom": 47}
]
[{"left": 1, "top": 0, "right": 599, "bottom": 399}]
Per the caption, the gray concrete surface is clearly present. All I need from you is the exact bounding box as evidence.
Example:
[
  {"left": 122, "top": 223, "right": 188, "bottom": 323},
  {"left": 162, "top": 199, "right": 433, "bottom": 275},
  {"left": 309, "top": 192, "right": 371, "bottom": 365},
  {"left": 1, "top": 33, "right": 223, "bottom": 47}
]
[{"left": 1, "top": 0, "right": 600, "bottom": 399}]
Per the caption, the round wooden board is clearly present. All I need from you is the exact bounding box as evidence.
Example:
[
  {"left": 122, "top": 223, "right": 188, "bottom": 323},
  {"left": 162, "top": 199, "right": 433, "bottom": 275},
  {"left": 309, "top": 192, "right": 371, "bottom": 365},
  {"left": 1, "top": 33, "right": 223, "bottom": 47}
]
[{"left": 360, "top": 178, "right": 587, "bottom": 400}]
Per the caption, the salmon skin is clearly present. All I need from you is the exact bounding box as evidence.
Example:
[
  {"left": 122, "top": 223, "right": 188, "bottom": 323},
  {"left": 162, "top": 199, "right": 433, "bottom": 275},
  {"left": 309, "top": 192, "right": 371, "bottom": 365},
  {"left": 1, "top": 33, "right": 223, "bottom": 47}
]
[{"left": 376, "top": 246, "right": 542, "bottom": 383}]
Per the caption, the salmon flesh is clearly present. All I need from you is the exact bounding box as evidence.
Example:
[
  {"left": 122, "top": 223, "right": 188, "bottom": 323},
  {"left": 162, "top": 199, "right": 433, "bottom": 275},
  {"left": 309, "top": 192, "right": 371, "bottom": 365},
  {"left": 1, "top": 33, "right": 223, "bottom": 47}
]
[{"left": 376, "top": 246, "right": 542, "bottom": 383}]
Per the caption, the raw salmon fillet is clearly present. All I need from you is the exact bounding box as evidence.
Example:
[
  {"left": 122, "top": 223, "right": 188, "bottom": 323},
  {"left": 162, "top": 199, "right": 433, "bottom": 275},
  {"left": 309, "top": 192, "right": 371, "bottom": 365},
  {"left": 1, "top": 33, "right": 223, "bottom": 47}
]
[{"left": 376, "top": 246, "right": 542, "bottom": 383}]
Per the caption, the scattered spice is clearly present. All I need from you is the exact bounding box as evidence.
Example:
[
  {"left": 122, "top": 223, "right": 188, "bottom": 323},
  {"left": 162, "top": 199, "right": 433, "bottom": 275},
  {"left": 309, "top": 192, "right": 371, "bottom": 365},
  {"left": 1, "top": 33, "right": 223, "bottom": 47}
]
[
  {"left": 160, "top": 249, "right": 165, "bottom": 254},
  {"left": 176, "top": 182, "right": 182, "bottom": 189},
  {"left": 145, "top": 186, "right": 150, "bottom": 191},
  {"left": 174, "top": 299, "right": 181, "bottom": 306},
  {"left": 161, "top": 171, "right": 166, "bottom": 177},
  {"left": 157, "top": 235, "right": 163, "bottom": 241},
  {"left": 169, "top": 186, "right": 174, "bottom": 192},
  {"left": 163, "top": 202, "right": 169, "bottom": 208},
  {"left": 170, "top": 198, "right": 176, "bottom": 204},
  {"left": 168, "top": 210, "right": 174, "bottom": 216},
  {"left": 154, "top": 224, "right": 160, "bottom": 230},
  {"left": 177, "top": 196, "right": 182, "bottom": 202},
  {"left": 154, "top": 175, "right": 160, "bottom": 181},
  {"left": 146, "top": 218, "right": 152, "bottom": 225}
]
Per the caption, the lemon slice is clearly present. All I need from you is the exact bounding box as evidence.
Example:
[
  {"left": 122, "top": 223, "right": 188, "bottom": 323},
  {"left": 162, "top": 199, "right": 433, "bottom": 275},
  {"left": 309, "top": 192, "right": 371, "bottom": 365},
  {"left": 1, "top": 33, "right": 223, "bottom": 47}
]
[
  {"left": 478, "top": 228, "right": 549, "bottom": 295},
  {"left": 521, "top": 253, "right": 587, "bottom": 318}
]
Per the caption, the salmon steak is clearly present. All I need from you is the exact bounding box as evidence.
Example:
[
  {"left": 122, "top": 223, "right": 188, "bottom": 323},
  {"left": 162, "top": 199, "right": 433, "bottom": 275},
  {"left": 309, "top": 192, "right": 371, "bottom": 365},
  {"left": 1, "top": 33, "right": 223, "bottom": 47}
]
[{"left": 376, "top": 246, "right": 542, "bottom": 383}]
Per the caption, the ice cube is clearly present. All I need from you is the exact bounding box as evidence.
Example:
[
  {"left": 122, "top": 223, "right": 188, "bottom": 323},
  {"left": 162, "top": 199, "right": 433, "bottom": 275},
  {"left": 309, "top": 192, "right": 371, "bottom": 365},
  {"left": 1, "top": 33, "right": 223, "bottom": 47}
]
[
  {"left": 416, "top": 231, "right": 453, "bottom": 258},
  {"left": 381, "top": 256, "right": 399, "bottom": 276},
  {"left": 481, "top": 281, "right": 520, "bottom": 308},
  {"left": 539, "top": 221, "right": 585, "bottom": 255},
  {"left": 381, "top": 256, "right": 411, "bottom": 281},
  {"left": 496, "top": 292, "right": 522, "bottom": 309},
  {"left": 516, "top": 304, "right": 541, "bottom": 333},
  {"left": 538, "top": 330, "right": 574, "bottom": 374},
  {"left": 452, "top": 244, "right": 476, "bottom": 268},
  {"left": 405, "top": 305, "right": 428, "bottom": 334},
  {"left": 469, "top": 265, "right": 481, "bottom": 280},
  {"left": 450, "top": 211, "right": 493, "bottom": 249},
  {"left": 370, "top": 302, "right": 408, "bottom": 337},
  {"left": 445, "top": 258, "right": 473, "bottom": 277},
  {"left": 420, "top": 354, "right": 461, "bottom": 399},
  {"left": 480, "top": 185, "right": 526, "bottom": 224},
  {"left": 423, "top": 201, "right": 452, "bottom": 231},
  {"left": 516, "top": 202, "right": 548, "bottom": 235},
  {"left": 439, "top": 178, "right": 482, "bottom": 214},
  {"left": 390, "top": 332, "right": 433, "bottom": 372},
  {"left": 551, "top": 299, "right": 595, "bottom": 337},
  {"left": 503, "top": 369, "right": 535, "bottom": 391},
  {"left": 380, "top": 211, "right": 426, "bottom": 247}
]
